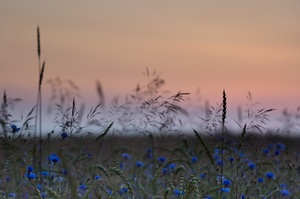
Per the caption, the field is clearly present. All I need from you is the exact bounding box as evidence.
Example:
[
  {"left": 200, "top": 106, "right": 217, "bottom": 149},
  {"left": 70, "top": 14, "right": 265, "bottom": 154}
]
[{"left": 0, "top": 27, "right": 299, "bottom": 199}]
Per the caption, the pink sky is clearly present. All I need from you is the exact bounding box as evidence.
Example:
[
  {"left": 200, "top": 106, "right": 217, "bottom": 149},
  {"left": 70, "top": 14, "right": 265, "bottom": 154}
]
[{"left": 1, "top": 1, "right": 300, "bottom": 130}]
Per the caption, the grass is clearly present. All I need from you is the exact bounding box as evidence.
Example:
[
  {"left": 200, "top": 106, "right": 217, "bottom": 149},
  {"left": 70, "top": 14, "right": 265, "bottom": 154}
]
[{"left": 0, "top": 27, "right": 299, "bottom": 198}]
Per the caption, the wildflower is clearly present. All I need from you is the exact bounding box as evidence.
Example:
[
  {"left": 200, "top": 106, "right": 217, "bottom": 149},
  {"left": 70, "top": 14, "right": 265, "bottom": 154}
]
[
  {"left": 36, "top": 184, "right": 42, "bottom": 190},
  {"left": 10, "top": 124, "right": 20, "bottom": 133},
  {"left": 120, "top": 162, "right": 125, "bottom": 169},
  {"left": 78, "top": 184, "right": 87, "bottom": 191},
  {"left": 25, "top": 172, "right": 36, "bottom": 180},
  {"left": 216, "top": 159, "right": 223, "bottom": 166},
  {"left": 221, "top": 187, "right": 230, "bottom": 193},
  {"left": 122, "top": 187, "right": 128, "bottom": 193},
  {"left": 7, "top": 193, "right": 16, "bottom": 198},
  {"left": 274, "top": 149, "right": 280, "bottom": 156},
  {"left": 229, "top": 157, "right": 234, "bottom": 163},
  {"left": 174, "top": 189, "right": 184, "bottom": 196},
  {"left": 106, "top": 189, "right": 112, "bottom": 195},
  {"left": 61, "top": 169, "right": 68, "bottom": 175},
  {"left": 168, "top": 163, "right": 176, "bottom": 171},
  {"left": 158, "top": 156, "right": 166, "bottom": 163},
  {"left": 94, "top": 175, "right": 101, "bottom": 180},
  {"left": 162, "top": 168, "right": 168, "bottom": 175},
  {"left": 280, "top": 183, "right": 288, "bottom": 188},
  {"left": 280, "top": 189, "right": 290, "bottom": 197},
  {"left": 61, "top": 131, "right": 68, "bottom": 140},
  {"left": 121, "top": 153, "right": 131, "bottom": 161},
  {"left": 223, "top": 179, "right": 231, "bottom": 187},
  {"left": 213, "top": 154, "right": 219, "bottom": 160},
  {"left": 191, "top": 156, "right": 198, "bottom": 164},
  {"left": 135, "top": 161, "right": 144, "bottom": 168},
  {"left": 258, "top": 177, "right": 264, "bottom": 183},
  {"left": 200, "top": 173, "right": 206, "bottom": 179},
  {"left": 263, "top": 148, "right": 269, "bottom": 155},
  {"left": 49, "top": 153, "right": 60, "bottom": 164},
  {"left": 277, "top": 143, "right": 286, "bottom": 150},
  {"left": 248, "top": 162, "right": 256, "bottom": 169},
  {"left": 174, "top": 189, "right": 180, "bottom": 196},
  {"left": 41, "top": 171, "right": 49, "bottom": 177},
  {"left": 265, "top": 171, "right": 275, "bottom": 179},
  {"left": 78, "top": 184, "right": 87, "bottom": 197},
  {"left": 27, "top": 166, "right": 34, "bottom": 173},
  {"left": 239, "top": 152, "right": 245, "bottom": 157},
  {"left": 119, "top": 187, "right": 128, "bottom": 195}
]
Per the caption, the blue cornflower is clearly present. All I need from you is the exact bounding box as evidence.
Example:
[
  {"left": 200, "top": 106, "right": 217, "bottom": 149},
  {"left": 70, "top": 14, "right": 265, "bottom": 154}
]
[
  {"left": 280, "top": 184, "right": 288, "bottom": 188},
  {"left": 280, "top": 189, "right": 290, "bottom": 197},
  {"left": 119, "top": 187, "right": 128, "bottom": 195},
  {"left": 223, "top": 179, "right": 231, "bottom": 187},
  {"left": 265, "top": 171, "right": 275, "bottom": 179},
  {"left": 41, "top": 171, "right": 49, "bottom": 177},
  {"left": 49, "top": 153, "right": 60, "bottom": 164},
  {"left": 61, "top": 131, "right": 68, "bottom": 140},
  {"left": 191, "top": 156, "right": 198, "bottom": 164},
  {"left": 216, "top": 159, "right": 223, "bottom": 166},
  {"left": 135, "top": 161, "right": 144, "bottom": 168},
  {"left": 36, "top": 184, "right": 42, "bottom": 190},
  {"left": 239, "top": 152, "right": 245, "bottom": 157},
  {"left": 95, "top": 175, "right": 101, "bottom": 180},
  {"left": 204, "top": 196, "right": 212, "bottom": 199},
  {"left": 240, "top": 195, "right": 245, "bottom": 199},
  {"left": 221, "top": 187, "right": 230, "bottom": 193},
  {"left": 213, "top": 154, "right": 219, "bottom": 160},
  {"left": 248, "top": 162, "right": 256, "bottom": 169},
  {"left": 158, "top": 156, "right": 166, "bottom": 163},
  {"left": 258, "top": 177, "right": 264, "bottom": 183},
  {"left": 200, "top": 173, "right": 206, "bottom": 179},
  {"left": 61, "top": 169, "right": 68, "bottom": 175},
  {"left": 274, "top": 149, "right": 280, "bottom": 155},
  {"left": 7, "top": 193, "right": 16, "bottom": 198},
  {"left": 10, "top": 124, "right": 20, "bottom": 133},
  {"left": 26, "top": 172, "right": 36, "bottom": 179},
  {"left": 120, "top": 162, "right": 125, "bottom": 169},
  {"left": 162, "top": 168, "right": 168, "bottom": 175},
  {"left": 78, "top": 184, "right": 87, "bottom": 197},
  {"left": 229, "top": 157, "right": 234, "bottom": 163},
  {"left": 121, "top": 153, "right": 131, "bottom": 161},
  {"left": 174, "top": 189, "right": 184, "bottom": 196},
  {"left": 277, "top": 143, "right": 286, "bottom": 150},
  {"left": 168, "top": 163, "right": 176, "bottom": 171},
  {"left": 79, "top": 184, "right": 87, "bottom": 191},
  {"left": 263, "top": 148, "right": 269, "bottom": 155},
  {"left": 27, "top": 166, "right": 34, "bottom": 173},
  {"left": 106, "top": 189, "right": 112, "bottom": 195},
  {"left": 174, "top": 189, "right": 180, "bottom": 196}
]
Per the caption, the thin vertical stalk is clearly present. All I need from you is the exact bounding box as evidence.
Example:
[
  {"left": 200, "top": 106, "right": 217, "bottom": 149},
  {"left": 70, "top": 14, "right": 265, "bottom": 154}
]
[
  {"left": 34, "top": 26, "right": 45, "bottom": 174},
  {"left": 221, "top": 90, "right": 227, "bottom": 198}
]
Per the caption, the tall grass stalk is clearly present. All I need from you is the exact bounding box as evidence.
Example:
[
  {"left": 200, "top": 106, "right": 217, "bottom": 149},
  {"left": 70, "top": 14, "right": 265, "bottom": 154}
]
[
  {"left": 221, "top": 90, "right": 226, "bottom": 198},
  {"left": 34, "top": 26, "right": 45, "bottom": 173}
]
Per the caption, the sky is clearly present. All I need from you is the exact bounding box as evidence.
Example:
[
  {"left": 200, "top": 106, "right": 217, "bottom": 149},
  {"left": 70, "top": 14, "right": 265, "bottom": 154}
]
[{"left": 1, "top": 1, "right": 300, "bottom": 131}]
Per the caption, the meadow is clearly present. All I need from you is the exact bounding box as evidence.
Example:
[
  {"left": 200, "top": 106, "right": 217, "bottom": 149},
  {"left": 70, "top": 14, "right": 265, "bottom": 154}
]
[{"left": 0, "top": 27, "right": 299, "bottom": 199}]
